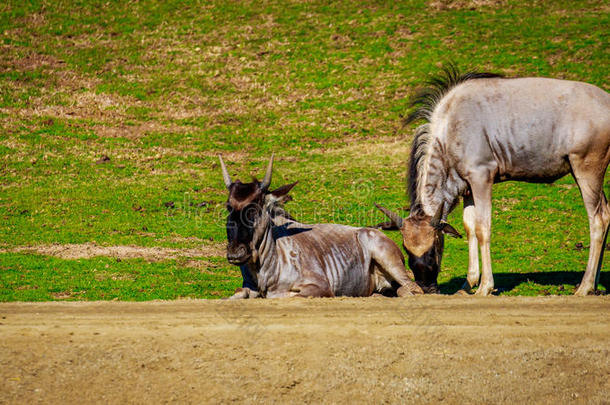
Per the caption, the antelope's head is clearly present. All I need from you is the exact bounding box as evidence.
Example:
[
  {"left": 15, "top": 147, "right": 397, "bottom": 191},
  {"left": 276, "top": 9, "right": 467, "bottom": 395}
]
[
  {"left": 219, "top": 154, "right": 296, "bottom": 265},
  {"left": 375, "top": 204, "right": 461, "bottom": 293}
]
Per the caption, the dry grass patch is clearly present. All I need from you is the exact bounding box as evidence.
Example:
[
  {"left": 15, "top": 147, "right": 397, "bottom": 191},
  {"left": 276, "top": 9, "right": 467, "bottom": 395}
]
[
  {"left": 5, "top": 242, "right": 225, "bottom": 260},
  {"left": 429, "top": 0, "right": 507, "bottom": 10},
  {"left": 94, "top": 271, "right": 136, "bottom": 281},
  {"left": 51, "top": 290, "right": 84, "bottom": 299},
  {"left": 92, "top": 121, "right": 197, "bottom": 139},
  {"left": 321, "top": 136, "right": 410, "bottom": 165},
  {"left": 8, "top": 51, "right": 63, "bottom": 72}
]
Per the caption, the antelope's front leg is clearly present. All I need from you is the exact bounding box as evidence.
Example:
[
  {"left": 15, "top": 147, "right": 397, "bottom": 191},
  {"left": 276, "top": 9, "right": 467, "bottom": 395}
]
[
  {"left": 458, "top": 193, "right": 480, "bottom": 294},
  {"left": 228, "top": 287, "right": 260, "bottom": 299},
  {"left": 469, "top": 172, "right": 495, "bottom": 296}
]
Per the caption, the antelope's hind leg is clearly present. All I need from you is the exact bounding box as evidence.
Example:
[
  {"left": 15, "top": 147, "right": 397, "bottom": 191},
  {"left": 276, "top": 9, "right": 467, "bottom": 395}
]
[
  {"left": 570, "top": 155, "right": 610, "bottom": 296},
  {"left": 287, "top": 271, "right": 334, "bottom": 298},
  {"left": 361, "top": 228, "right": 423, "bottom": 295},
  {"left": 288, "top": 283, "right": 334, "bottom": 298}
]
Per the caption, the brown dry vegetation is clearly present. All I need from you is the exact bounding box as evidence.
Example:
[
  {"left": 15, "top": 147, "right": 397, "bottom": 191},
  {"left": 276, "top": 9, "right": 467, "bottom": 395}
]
[
  {"left": 1, "top": 242, "right": 225, "bottom": 261},
  {"left": 428, "top": 0, "right": 508, "bottom": 11}
]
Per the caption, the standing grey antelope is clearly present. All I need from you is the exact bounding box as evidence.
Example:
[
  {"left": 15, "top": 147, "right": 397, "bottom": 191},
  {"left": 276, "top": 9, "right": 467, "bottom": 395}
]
[
  {"left": 219, "top": 154, "right": 423, "bottom": 298},
  {"left": 377, "top": 66, "right": 610, "bottom": 296}
]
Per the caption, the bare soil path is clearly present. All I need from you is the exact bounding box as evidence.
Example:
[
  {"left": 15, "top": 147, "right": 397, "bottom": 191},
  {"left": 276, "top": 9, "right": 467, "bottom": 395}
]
[{"left": 0, "top": 296, "right": 608, "bottom": 404}]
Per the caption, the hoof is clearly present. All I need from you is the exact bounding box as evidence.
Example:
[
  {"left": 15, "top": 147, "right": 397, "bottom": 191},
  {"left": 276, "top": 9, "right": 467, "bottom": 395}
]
[
  {"left": 574, "top": 287, "right": 593, "bottom": 296},
  {"left": 454, "top": 289, "right": 470, "bottom": 296},
  {"left": 474, "top": 286, "right": 493, "bottom": 296},
  {"left": 460, "top": 280, "right": 477, "bottom": 294},
  {"left": 228, "top": 287, "right": 255, "bottom": 299},
  {"left": 397, "top": 284, "right": 423, "bottom": 297}
]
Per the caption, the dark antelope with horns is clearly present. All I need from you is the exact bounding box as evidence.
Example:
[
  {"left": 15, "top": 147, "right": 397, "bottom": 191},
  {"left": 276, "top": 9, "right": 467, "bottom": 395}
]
[
  {"left": 377, "top": 66, "right": 610, "bottom": 296},
  {"left": 219, "top": 155, "right": 423, "bottom": 298}
]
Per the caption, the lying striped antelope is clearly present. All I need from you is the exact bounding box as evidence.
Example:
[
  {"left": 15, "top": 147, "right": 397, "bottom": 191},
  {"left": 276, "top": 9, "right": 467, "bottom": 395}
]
[
  {"left": 219, "top": 154, "right": 423, "bottom": 298},
  {"left": 377, "top": 66, "right": 610, "bottom": 296}
]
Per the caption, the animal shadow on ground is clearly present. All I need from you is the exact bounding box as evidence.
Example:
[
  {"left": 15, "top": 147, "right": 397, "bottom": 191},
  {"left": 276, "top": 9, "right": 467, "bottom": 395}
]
[{"left": 439, "top": 271, "right": 609, "bottom": 295}]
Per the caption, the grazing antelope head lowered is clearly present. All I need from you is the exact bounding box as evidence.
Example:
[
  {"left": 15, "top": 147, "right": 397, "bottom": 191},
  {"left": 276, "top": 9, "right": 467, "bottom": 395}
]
[{"left": 375, "top": 204, "right": 461, "bottom": 293}]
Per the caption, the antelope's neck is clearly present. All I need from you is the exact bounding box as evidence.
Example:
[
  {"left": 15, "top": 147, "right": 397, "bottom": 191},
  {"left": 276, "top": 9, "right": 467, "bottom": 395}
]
[
  {"left": 250, "top": 211, "right": 281, "bottom": 291},
  {"left": 251, "top": 211, "right": 275, "bottom": 266},
  {"left": 418, "top": 157, "right": 465, "bottom": 218}
]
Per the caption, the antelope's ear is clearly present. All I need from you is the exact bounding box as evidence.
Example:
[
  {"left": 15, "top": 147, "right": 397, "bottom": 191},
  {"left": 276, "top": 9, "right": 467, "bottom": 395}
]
[
  {"left": 440, "top": 222, "right": 462, "bottom": 238},
  {"left": 372, "top": 221, "right": 400, "bottom": 231},
  {"left": 271, "top": 182, "right": 298, "bottom": 198}
]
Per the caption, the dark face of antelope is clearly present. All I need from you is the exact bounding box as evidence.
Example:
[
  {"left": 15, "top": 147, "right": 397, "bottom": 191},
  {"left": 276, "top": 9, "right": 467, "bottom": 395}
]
[
  {"left": 219, "top": 155, "right": 274, "bottom": 265},
  {"left": 225, "top": 181, "right": 265, "bottom": 265},
  {"left": 375, "top": 204, "right": 461, "bottom": 294}
]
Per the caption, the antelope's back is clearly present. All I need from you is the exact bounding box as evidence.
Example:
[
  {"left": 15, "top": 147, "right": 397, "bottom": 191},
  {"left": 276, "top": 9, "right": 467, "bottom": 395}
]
[
  {"left": 432, "top": 77, "right": 610, "bottom": 180},
  {"left": 275, "top": 222, "right": 372, "bottom": 296}
]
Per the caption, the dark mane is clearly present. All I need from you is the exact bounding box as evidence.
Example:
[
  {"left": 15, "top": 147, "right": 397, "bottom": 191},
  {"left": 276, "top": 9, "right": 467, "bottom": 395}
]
[
  {"left": 405, "top": 64, "right": 503, "bottom": 212},
  {"left": 407, "top": 124, "right": 430, "bottom": 214},
  {"left": 405, "top": 63, "right": 503, "bottom": 126},
  {"left": 268, "top": 200, "right": 294, "bottom": 221}
]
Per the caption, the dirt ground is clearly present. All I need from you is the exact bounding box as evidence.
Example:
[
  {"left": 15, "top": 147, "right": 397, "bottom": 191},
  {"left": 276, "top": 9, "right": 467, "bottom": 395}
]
[{"left": 0, "top": 296, "right": 608, "bottom": 404}]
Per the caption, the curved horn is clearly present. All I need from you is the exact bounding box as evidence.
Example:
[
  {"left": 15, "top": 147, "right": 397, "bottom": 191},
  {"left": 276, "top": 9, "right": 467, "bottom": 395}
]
[
  {"left": 260, "top": 153, "right": 274, "bottom": 190},
  {"left": 430, "top": 202, "right": 444, "bottom": 228},
  {"left": 374, "top": 203, "right": 404, "bottom": 228},
  {"left": 218, "top": 154, "right": 232, "bottom": 189}
]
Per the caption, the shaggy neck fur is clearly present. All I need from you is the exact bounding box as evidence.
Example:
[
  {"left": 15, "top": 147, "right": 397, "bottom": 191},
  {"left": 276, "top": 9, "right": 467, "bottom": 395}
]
[
  {"left": 408, "top": 124, "right": 465, "bottom": 217},
  {"left": 248, "top": 197, "right": 294, "bottom": 292},
  {"left": 406, "top": 64, "right": 503, "bottom": 218}
]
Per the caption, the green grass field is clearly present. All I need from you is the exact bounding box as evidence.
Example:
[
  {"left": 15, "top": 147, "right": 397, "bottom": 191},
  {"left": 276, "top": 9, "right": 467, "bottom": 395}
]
[{"left": 1, "top": 0, "right": 608, "bottom": 300}]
